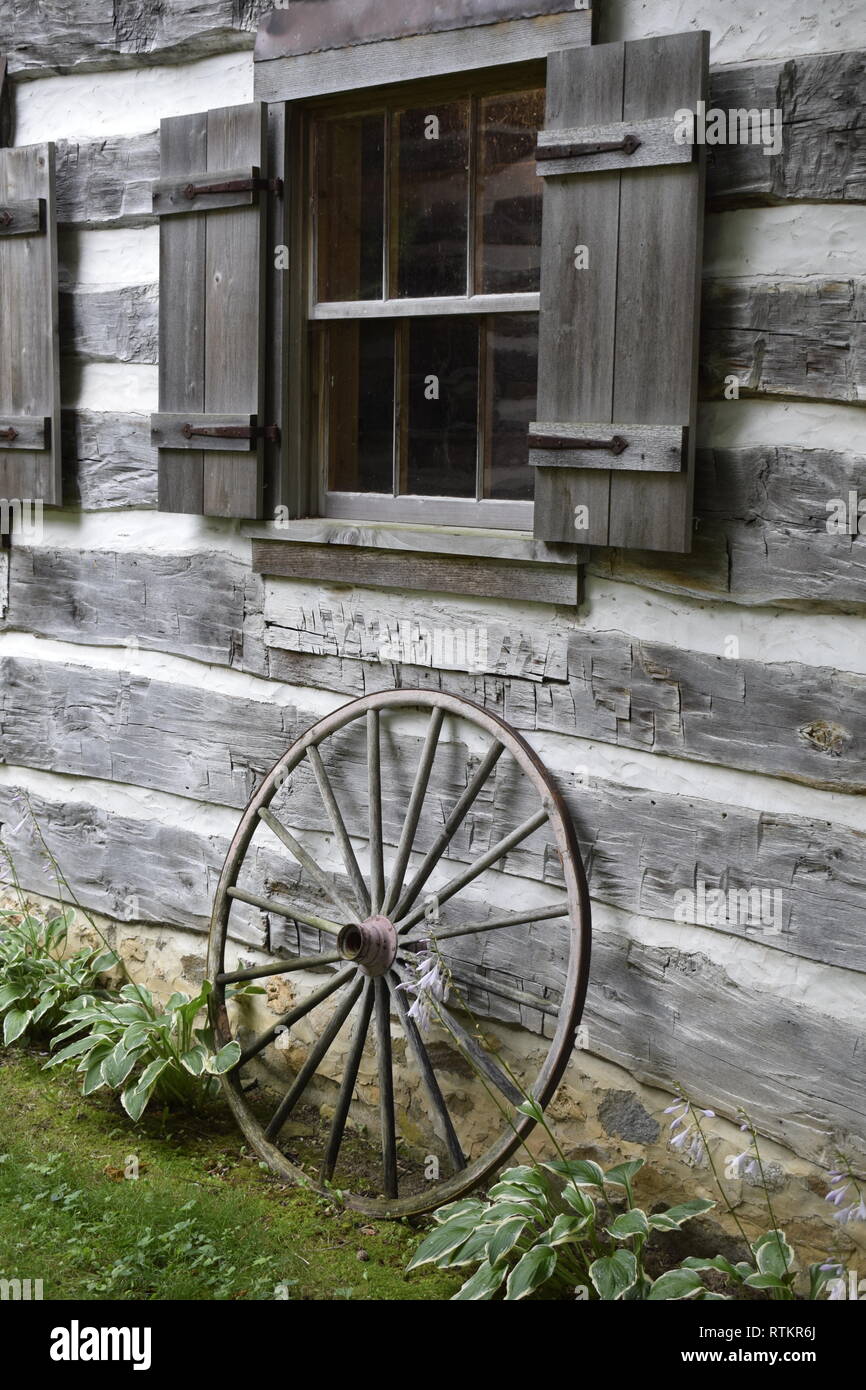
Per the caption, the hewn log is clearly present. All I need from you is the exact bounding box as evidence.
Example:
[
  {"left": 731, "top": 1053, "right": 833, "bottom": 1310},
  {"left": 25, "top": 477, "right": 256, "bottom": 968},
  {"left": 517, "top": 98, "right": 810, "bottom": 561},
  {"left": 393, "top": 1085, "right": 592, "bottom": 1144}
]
[
  {"left": 262, "top": 590, "right": 866, "bottom": 793},
  {"left": 55, "top": 134, "right": 159, "bottom": 229},
  {"left": 0, "top": 779, "right": 862, "bottom": 1164},
  {"left": 61, "top": 410, "right": 157, "bottom": 509},
  {"left": 0, "top": 655, "right": 865, "bottom": 975},
  {"left": 60, "top": 285, "right": 159, "bottom": 363},
  {"left": 707, "top": 50, "right": 866, "bottom": 208},
  {"left": 590, "top": 446, "right": 866, "bottom": 608},
  {"left": 701, "top": 279, "right": 865, "bottom": 405},
  {"left": 1, "top": 1, "right": 271, "bottom": 77},
  {"left": 3, "top": 547, "right": 265, "bottom": 668}
]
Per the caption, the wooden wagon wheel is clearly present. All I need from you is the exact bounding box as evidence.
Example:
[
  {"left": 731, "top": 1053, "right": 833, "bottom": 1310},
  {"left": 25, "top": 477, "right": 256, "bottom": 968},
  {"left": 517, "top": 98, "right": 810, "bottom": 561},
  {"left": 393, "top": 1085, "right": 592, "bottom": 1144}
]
[{"left": 207, "top": 689, "right": 591, "bottom": 1218}]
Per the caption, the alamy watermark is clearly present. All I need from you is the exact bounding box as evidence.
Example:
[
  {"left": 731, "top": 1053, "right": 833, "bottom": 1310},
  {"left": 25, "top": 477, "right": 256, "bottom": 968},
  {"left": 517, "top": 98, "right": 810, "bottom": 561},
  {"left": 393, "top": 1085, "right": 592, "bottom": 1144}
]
[
  {"left": 674, "top": 101, "right": 782, "bottom": 157},
  {"left": 674, "top": 880, "right": 783, "bottom": 934},
  {"left": 0, "top": 498, "right": 44, "bottom": 539}
]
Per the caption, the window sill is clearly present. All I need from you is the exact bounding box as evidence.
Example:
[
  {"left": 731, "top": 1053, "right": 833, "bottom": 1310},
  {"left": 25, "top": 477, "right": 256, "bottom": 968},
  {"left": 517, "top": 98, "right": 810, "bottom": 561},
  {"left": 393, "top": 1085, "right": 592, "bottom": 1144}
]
[{"left": 244, "top": 517, "right": 586, "bottom": 606}]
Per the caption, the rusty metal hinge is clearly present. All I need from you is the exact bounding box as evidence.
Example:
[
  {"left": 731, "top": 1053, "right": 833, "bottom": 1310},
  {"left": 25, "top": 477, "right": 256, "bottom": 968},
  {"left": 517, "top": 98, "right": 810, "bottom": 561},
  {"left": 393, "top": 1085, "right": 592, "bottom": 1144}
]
[
  {"left": 528, "top": 433, "right": 629, "bottom": 456},
  {"left": 0, "top": 426, "right": 19, "bottom": 442},
  {"left": 181, "top": 422, "right": 281, "bottom": 444},
  {"left": 183, "top": 176, "right": 284, "bottom": 201},
  {"left": 536, "top": 133, "right": 642, "bottom": 162}
]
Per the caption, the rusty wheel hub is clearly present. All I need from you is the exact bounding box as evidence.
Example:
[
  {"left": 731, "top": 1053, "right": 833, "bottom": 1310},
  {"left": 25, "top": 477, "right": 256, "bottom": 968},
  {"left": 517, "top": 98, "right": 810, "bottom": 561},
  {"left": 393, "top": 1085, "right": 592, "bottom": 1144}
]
[{"left": 337, "top": 915, "right": 398, "bottom": 978}]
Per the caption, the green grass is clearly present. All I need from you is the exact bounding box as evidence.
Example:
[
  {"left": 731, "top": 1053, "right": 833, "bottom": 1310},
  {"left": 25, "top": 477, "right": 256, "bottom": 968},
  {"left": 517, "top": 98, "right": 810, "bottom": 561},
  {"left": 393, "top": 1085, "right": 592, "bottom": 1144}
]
[{"left": 0, "top": 1048, "right": 460, "bottom": 1301}]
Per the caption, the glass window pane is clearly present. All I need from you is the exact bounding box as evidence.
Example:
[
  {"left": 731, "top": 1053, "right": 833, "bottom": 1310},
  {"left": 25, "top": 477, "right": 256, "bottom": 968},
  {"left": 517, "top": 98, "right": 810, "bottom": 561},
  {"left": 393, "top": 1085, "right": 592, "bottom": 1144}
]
[
  {"left": 476, "top": 90, "right": 545, "bottom": 295},
  {"left": 395, "top": 102, "right": 470, "bottom": 299},
  {"left": 326, "top": 321, "right": 394, "bottom": 492},
  {"left": 484, "top": 314, "right": 538, "bottom": 500},
  {"left": 315, "top": 113, "right": 385, "bottom": 302},
  {"left": 403, "top": 317, "right": 479, "bottom": 497}
]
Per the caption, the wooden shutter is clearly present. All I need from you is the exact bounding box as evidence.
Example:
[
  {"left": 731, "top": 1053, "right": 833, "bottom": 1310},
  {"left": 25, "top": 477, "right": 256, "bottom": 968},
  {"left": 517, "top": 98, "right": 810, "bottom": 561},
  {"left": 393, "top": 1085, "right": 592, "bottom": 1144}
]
[
  {"left": 531, "top": 33, "right": 708, "bottom": 553},
  {"left": 0, "top": 141, "right": 62, "bottom": 507},
  {"left": 152, "top": 103, "right": 275, "bottom": 519}
]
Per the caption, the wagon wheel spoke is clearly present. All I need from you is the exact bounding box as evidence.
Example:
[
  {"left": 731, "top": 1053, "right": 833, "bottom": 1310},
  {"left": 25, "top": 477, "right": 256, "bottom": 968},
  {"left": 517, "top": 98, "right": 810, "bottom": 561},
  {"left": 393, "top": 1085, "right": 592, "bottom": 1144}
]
[
  {"left": 375, "top": 976, "right": 399, "bottom": 1199},
  {"left": 218, "top": 951, "right": 342, "bottom": 986},
  {"left": 400, "top": 900, "right": 569, "bottom": 947},
  {"left": 396, "top": 807, "right": 549, "bottom": 934},
  {"left": 321, "top": 980, "right": 376, "bottom": 1183},
  {"left": 266, "top": 976, "right": 365, "bottom": 1142},
  {"left": 433, "top": 998, "right": 524, "bottom": 1107},
  {"left": 391, "top": 738, "right": 506, "bottom": 923},
  {"left": 447, "top": 969, "right": 560, "bottom": 1019},
  {"left": 258, "top": 806, "right": 360, "bottom": 924},
  {"left": 367, "top": 709, "right": 386, "bottom": 914},
  {"left": 382, "top": 707, "right": 445, "bottom": 916},
  {"left": 237, "top": 965, "right": 356, "bottom": 1067},
  {"left": 387, "top": 972, "right": 466, "bottom": 1175},
  {"left": 227, "top": 884, "right": 343, "bottom": 938},
  {"left": 306, "top": 745, "right": 371, "bottom": 916}
]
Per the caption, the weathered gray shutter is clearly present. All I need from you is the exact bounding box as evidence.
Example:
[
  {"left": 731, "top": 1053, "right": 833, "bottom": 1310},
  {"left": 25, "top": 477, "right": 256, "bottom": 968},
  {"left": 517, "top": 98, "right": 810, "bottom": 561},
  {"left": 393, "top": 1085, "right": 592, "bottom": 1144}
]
[
  {"left": 531, "top": 33, "right": 708, "bottom": 553},
  {"left": 0, "top": 141, "right": 62, "bottom": 507},
  {"left": 152, "top": 103, "right": 274, "bottom": 518}
]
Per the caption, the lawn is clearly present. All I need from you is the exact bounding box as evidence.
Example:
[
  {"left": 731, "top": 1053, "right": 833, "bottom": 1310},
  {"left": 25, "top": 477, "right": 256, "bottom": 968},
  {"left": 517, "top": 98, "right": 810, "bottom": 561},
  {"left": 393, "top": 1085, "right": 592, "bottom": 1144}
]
[{"left": 0, "top": 1048, "right": 460, "bottom": 1301}]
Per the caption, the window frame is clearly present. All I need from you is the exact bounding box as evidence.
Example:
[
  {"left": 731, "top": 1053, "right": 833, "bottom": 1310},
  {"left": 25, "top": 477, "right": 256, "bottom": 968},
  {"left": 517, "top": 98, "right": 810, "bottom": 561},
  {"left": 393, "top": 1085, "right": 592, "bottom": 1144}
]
[{"left": 287, "top": 60, "right": 555, "bottom": 535}]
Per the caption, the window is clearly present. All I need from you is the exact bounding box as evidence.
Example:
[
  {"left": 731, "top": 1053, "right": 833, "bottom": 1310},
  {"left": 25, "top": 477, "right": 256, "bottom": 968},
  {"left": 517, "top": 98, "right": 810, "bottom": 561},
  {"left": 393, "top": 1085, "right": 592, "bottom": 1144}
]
[{"left": 310, "top": 81, "right": 545, "bottom": 529}]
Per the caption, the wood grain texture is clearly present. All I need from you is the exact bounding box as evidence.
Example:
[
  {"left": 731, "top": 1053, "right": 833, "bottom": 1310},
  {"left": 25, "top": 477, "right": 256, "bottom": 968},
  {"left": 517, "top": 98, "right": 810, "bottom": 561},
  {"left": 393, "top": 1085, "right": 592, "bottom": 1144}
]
[
  {"left": 3, "top": 547, "right": 265, "bottom": 669},
  {"left": 61, "top": 410, "right": 157, "bottom": 509},
  {"left": 590, "top": 445, "right": 866, "bottom": 608},
  {"left": 701, "top": 278, "right": 866, "bottom": 405},
  {"left": 60, "top": 285, "right": 158, "bottom": 363},
  {"left": 1, "top": 0, "right": 270, "bottom": 76},
  {"left": 536, "top": 116, "right": 695, "bottom": 175},
  {"left": 252, "top": 538, "right": 580, "bottom": 606},
  {"left": 706, "top": 49, "right": 866, "bottom": 208},
  {"left": 0, "top": 143, "right": 61, "bottom": 504},
  {"left": 55, "top": 133, "right": 159, "bottom": 229},
  {"left": 608, "top": 32, "right": 707, "bottom": 553}
]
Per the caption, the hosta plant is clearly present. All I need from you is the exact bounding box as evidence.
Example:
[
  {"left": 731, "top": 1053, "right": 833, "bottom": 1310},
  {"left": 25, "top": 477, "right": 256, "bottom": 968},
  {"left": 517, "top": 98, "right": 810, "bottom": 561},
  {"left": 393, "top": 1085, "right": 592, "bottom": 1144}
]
[
  {"left": 409, "top": 1154, "right": 723, "bottom": 1300},
  {"left": 44, "top": 980, "right": 246, "bottom": 1121},
  {"left": 0, "top": 907, "right": 119, "bottom": 1046}
]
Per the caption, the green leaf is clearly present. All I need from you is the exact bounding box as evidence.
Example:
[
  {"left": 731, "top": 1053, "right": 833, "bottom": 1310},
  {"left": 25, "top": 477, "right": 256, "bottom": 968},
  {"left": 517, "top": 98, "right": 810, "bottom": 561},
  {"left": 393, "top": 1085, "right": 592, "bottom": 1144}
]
[
  {"left": 682, "top": 1254, "right": 746, "bottom": 1283},
  {"left": 0, "top": 984, "right": 23, "bottom": 1012},
  {"left": 445, "top": 1226, "right": 494, "bottom": 1268},
  {"left": 505, "top": 1245, "right": 558, "bottom": 1300},
  {"left": 590, "top": 1249, "right": 638, "bottom": 1301},
  {"left": 407, "top": 1219, "right": 479, "bottom": 1271},
  {"left": 432, "top": 1199, "right": 486, "bottom": 1226},
  {"left": 543, "top": 1158, "right": 606, "bottom": 1189},
  {"left": 538, "top": 1212, "right": 586, "bottom": 1248},
  {"left": 648, "top": 1197, "right": 716, "bottom": 1230},
  {"left": 607, "top": 1209, "right": 649, "bottom": 1240},
  {"left": 604, "top": 1159, "right": 645, "bottom": 1188},
  {"left": 744, "top": 1272, "right": 789, "bottom": 1290},
  {"left": 81, "top": 1057, "right": 109, "bottom": 1097},
  {"left": 648, "top": 1268, "right": 706, "bottom": 1300},
  {"left": 561, "top": 1185, "right": 595, "bottom": 1218},
  {"left": 43, "top": 1034, "right": 98, "bottom": 1066},
  {"left": 89, "top": 949, "right": 120, "bottom": 974},
  {"left": 516, "top": 1098, "right": 545, "bottom": 1124},
  {"left": 484, "top": 1202, "right": 545, "bottom": 1227},
  {"left": 203, "top": 1041, "right": 241, "bottom": 1076},
  {"left": 753, "top": 1230, "right": 795, "bottom": 1280},
  {"left": 500, "top": 1165, "right": 549, "bottom": 1192},
  {"left": 31, "top": 988, "right": 60, "bottom": 1024},
  {"left": 451, "top": 1260, "right": 507, "bottom": 1301},
  {"left": 181, "top": 1047, "right": 206, "bottom": 1076},
  {"left": 487, "top": 1216, "right": 530, "bottom": 1264},
  {"left": 121, "top": 1058, "right": 169, "bottom": 1123},
  {"left": 101, "top": 1042, "right": 138, "bottom": 1090},
  {"left": 3, "top": 1008, "right": 33, "bottom": 1045}
]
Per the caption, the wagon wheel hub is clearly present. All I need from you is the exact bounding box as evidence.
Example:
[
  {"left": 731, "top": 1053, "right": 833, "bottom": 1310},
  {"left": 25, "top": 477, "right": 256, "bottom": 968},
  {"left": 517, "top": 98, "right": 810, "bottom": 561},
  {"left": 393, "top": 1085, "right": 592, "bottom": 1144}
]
[{"left": 337, "top": 915, "right": 398, "bottom": 978}]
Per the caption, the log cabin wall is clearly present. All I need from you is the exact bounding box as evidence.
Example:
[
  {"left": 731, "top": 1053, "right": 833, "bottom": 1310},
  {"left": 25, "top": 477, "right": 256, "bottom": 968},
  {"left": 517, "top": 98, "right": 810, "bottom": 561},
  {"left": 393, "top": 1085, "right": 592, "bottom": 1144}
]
[{"left": 0, "top": 0, "right": 863, "bottom": 1249}]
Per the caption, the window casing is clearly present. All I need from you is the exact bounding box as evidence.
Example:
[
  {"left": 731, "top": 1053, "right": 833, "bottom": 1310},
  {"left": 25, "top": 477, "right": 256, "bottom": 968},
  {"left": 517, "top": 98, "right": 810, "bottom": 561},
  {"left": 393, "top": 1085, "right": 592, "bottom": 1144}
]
[{"left": 306, "top": 73, "right": 546, "bottom": 530}]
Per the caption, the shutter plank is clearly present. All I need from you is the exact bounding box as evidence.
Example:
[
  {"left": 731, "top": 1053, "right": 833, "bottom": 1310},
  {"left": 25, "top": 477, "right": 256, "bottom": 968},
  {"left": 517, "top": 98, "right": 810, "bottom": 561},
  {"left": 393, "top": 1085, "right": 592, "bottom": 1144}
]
[
  {"left": 203, "top": 103, "right": 267, "bottom": 518},
  {"left": 534, "top": 33, "right": 708, "bottom": 554},
  {"left": 534, "top": 42, "right": 624, "bottom": 547},
  {"left": 609, "top": 33, "right": 707, "bottom": 551},
  {"left": 0, "top": 143, "right": 61, "bottom": 505},
  {"left": 158, "top": 112, "right": 207, "bottom": 514}
]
